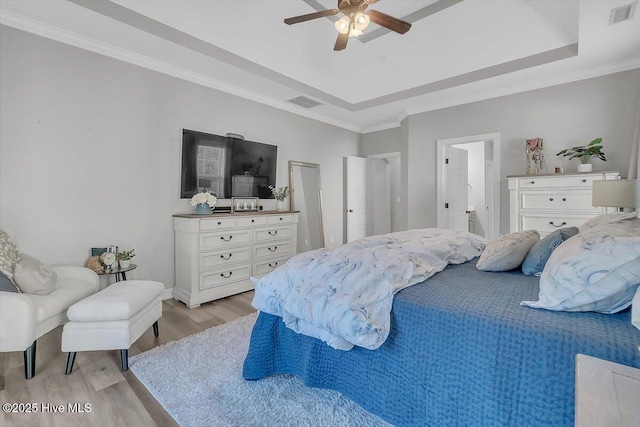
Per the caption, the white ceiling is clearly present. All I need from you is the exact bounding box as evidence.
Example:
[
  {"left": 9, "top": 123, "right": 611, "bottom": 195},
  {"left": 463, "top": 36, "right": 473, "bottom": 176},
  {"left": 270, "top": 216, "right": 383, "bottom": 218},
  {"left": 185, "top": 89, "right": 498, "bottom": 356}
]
[{"left": 1, "top": 0, "right": 639, "bottom": 132}]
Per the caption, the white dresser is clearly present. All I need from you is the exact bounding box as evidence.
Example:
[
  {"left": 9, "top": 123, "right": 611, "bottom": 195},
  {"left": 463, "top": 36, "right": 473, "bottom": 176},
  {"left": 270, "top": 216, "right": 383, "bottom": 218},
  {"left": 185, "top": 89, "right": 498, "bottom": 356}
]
[
  {"left": 508, "top": 172, "right": 620, "bottom": 237},
  {"left": 173, "top": 211, "right": 298, "bottom": 308}
]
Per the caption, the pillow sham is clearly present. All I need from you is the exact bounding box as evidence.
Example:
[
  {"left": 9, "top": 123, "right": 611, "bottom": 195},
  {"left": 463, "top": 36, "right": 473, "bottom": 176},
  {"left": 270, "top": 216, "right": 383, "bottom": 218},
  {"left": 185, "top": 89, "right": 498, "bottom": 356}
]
[
  {"left": 521, "top": 227, "right": 579, "bottom": 276},
  {"left": 580, "top": 211, "right": 637, "bottom": 232},
  {"left": 522, "top": 217, "right": 640, "bottom": 314},
  {"left": 0, "top": 229, "right": 19, "bottom": 284},
  {"left": 13, "top": 254, "right": 57, "bottom": 295},
  {"left": 476, "top": 230, "right": 539, "bottom": 272}
]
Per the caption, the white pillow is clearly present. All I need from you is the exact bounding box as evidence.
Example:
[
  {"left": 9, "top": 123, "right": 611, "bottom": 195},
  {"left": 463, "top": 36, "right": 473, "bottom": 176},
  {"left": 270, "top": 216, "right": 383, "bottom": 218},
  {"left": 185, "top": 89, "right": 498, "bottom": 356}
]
[
  {"left": 13, "top": 254, "right": 57, "bottom": 295},
  {"left": 476, "top": 230, "right": 540, "bottom": 272},
  {"left": 522, "top": 217, "right": 640, "bottom": 313},
  {"left": 579, "top": 211, "right": 637, "bottom": 232}
]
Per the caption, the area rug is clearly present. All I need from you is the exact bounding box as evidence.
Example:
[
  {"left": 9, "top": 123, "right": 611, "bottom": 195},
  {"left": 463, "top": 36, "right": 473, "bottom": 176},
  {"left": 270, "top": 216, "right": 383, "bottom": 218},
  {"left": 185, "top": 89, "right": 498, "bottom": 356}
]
[{"left": 129, "top": 313, "right": 390, "bottom": 427}]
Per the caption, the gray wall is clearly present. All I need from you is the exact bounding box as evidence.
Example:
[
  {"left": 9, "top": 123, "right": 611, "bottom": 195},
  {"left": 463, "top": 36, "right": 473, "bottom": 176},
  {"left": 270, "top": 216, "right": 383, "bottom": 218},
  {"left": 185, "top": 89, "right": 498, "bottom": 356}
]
[
  {"left": 362, "top": 69, "right": 640, "bottom": 234},
  {"left": 0, "top": 26, "right": 360, "bottom": 289}
]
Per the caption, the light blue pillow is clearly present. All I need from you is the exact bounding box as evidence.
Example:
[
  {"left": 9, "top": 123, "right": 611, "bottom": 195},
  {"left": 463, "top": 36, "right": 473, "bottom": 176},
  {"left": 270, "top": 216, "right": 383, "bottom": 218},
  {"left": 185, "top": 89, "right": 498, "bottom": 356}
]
[
  {"left": 0, "top": 271, "right": 18, "bottom": 293},
  {"left": 521, "top": 227, "right": 578, "bottom": 276}
]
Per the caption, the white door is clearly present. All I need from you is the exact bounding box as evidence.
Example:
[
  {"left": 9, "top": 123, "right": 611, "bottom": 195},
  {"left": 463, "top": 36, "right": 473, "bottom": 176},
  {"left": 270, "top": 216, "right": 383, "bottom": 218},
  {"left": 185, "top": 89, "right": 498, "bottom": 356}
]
[
  {"left": 345, "top": 156, "right": 368, "bottom": 242},
  {"left": 446, "top": 147, "right": 469, "bottom": 232},
  {"left": 370, "top": 158, "right": 391, "bottom": 236}
]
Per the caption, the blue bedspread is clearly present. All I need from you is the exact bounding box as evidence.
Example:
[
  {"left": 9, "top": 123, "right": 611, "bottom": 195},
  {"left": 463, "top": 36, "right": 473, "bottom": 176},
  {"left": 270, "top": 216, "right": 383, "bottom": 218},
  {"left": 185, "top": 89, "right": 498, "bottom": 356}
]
[{"left": 243, "top": 260, "right": 640, "bottom": 427}]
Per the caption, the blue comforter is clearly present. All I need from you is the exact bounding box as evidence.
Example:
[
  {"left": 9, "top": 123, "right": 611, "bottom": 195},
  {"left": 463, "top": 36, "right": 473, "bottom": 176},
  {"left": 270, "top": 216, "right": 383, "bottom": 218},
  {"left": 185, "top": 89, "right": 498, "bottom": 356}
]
[{"left": 243, "top": 260, "right": 640, "bottom": 427}]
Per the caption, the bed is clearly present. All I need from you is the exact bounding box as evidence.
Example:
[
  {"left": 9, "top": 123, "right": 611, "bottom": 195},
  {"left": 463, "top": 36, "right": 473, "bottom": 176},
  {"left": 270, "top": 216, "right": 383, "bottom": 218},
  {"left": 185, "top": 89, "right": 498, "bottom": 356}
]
[{"left": 243, "top": 259, "right": 640, "bottom": 427}]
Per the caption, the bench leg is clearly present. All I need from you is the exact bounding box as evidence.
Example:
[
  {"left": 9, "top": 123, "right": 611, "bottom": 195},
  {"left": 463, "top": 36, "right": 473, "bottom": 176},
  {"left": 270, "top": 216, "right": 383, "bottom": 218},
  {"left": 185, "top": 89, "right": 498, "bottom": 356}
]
[
  {"left": 23, "top": 341, "right": 37, "bottom": 379},
  {"left": 65, "top": 352, "right": 77, "bottom": 375},
  {"left": 120, "top": 349, "right": 128, "bottom": 371},
  {"left": 153, "top": 321, "right": 159, "bottom": 337}
]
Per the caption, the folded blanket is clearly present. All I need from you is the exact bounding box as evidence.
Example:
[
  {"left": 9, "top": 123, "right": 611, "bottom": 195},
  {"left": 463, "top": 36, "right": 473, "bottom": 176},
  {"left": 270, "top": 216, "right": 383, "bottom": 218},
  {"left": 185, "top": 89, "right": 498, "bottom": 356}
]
[{"left": 251, "top": 228, "right": 487, "bottom": 350}]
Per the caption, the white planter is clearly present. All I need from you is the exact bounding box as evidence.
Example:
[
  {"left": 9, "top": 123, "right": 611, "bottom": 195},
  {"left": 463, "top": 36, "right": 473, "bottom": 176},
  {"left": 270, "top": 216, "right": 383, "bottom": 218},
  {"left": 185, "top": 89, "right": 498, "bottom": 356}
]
[
  {"left": 119, "top": 259, "right": 131, "bottom": 269},
  {"left": 276, "top": 200, "right": 287, "bottom": 211},
  {"left": 577, "top": 163, "right": 592, "bottom": 173}
]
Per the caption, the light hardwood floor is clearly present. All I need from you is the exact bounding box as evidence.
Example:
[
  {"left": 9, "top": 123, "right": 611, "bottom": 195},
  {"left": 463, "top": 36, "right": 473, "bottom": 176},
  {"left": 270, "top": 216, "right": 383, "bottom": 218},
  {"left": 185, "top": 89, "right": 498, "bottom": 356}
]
[{"left": 0, "top": 291, "right": 256, "bottom": 427}]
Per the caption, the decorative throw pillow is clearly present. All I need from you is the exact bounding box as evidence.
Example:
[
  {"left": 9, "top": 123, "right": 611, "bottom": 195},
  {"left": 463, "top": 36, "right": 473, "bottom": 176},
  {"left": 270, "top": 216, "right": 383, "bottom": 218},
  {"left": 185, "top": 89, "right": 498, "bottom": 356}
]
[
  {"left": 0, "top": 270, "right": 19, "bottom": 293},
  {"left": 0, "top": 229, "right": 19, "bottom": 283},
  {"left": 632, "top": 286, "right": 640, "bottom": 330},
  {"left": 521, "top": 227, "right": 579, "bottom": 276},
  {"left": 13, "top": 254, "right": 57, "bottom": 295},
  {"left": 522, "top": 217, "right": 640, "bottom": 314},
  {"left": 476, "top": 230, "right": 540, "bottom": 272}
]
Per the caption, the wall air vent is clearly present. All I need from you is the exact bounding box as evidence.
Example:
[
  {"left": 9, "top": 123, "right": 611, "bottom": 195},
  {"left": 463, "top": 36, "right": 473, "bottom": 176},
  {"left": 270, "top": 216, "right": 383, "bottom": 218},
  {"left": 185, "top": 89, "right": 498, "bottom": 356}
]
[
  {"left": 609, "top": 3, "right": 636, "bottom": 24},
  {"left": 287, "top": 96, "right": 323, "bottom": 109}
]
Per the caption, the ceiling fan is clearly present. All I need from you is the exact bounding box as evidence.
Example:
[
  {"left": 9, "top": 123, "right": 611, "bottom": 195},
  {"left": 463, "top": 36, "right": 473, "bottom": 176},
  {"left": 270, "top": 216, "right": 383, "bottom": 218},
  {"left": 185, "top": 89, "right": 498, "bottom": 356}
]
[{"left": 284, "top": 0, "right": 412, "bottom": 51}]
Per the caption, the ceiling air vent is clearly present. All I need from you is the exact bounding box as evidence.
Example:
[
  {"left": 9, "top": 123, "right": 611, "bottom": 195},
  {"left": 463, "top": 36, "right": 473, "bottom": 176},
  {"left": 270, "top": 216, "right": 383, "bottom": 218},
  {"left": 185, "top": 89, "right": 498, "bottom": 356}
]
[
  {"left": 287, "top": 96, "right": 323, "bottom": 109},
  {"left": 609, "top": 3, "right": 636, "bottom": 24}
]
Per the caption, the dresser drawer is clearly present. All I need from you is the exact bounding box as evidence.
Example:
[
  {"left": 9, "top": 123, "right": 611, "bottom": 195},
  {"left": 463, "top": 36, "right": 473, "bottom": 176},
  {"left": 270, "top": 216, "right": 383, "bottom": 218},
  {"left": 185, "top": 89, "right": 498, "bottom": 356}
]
[
  {"left": 252, "top": 257, "right": 289, "bottom": 278},
  {"left": 199, "top": 246, "right": 251, "bottom": 270},
  {"left": 199, "top": 264, "right": 251, "bottom": 290},
  {"left": 267, "top": 214, "right": 296, "bottom": 224},
  {"left": 520, "top": 191, "right": 599, "bottom": 212},
  {"left": 518, "top": 175, "right": 603, "bottom": 189},
  {"left": 520, "top": 214, "right": 597, "bottom": 234},
  {"left": 200, "top": 217, "right": 237, "bottom": 231},
  {"left": 200, "top": 229, "right": 250, "bottom": 250},
  {"left": 253, "top": 225, "right": 292, "bottom": 243},
  {"left": 254, "top": 241, "right": 293, "bottom": 260},
  {"left": 237, "top": 216, "right": 267, "bottom": 227}
]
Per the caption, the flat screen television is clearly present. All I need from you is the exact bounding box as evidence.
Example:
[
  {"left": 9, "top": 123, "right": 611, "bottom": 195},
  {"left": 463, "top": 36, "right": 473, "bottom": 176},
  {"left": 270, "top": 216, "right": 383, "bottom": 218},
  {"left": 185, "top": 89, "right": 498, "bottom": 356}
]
[{"left": 180, "top": 129, "right": 277, "bottom": 199}]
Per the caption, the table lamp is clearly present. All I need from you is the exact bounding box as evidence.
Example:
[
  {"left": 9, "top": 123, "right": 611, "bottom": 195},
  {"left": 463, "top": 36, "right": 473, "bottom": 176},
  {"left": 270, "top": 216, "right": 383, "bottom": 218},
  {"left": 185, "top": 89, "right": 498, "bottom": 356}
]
[{"left": 592, "top": 179, "right": 639, "bottom": 211}]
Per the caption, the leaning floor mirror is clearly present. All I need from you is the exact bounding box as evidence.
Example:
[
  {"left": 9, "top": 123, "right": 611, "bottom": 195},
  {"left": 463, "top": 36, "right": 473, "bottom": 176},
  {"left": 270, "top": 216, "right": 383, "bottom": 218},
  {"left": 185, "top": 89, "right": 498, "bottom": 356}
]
[{"left": 289, "top": 161, "right": 325, "bottom": 252}]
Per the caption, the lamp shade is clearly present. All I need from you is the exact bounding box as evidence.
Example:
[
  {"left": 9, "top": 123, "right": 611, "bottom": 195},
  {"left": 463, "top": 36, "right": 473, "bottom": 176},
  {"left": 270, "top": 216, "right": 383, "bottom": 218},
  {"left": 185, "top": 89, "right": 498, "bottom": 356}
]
[{"left": 592, "top": 179, "right": 639, "bottom": 208}]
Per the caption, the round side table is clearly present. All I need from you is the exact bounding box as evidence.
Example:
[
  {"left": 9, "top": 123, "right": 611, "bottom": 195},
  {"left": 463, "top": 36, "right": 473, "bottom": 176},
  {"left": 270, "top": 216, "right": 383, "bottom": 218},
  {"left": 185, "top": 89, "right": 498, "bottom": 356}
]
[{"left": 97, "top": 264, "right": 137, "bottom": 282}]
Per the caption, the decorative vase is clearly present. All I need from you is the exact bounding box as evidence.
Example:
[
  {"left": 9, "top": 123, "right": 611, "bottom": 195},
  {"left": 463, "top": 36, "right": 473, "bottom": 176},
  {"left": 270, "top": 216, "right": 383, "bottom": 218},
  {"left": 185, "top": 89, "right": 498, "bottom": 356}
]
[
  {"left": 195, "top": 203, "right": 212, "bottom": 214},
  {"left": 576, "top": 163, "right": 592, "bottom": 173},
  {"left": 276, "top": 199, "right": 287, "bottom": 211},
  {"left": 119, "top": 259, "right": 131, "bottom": 269}
]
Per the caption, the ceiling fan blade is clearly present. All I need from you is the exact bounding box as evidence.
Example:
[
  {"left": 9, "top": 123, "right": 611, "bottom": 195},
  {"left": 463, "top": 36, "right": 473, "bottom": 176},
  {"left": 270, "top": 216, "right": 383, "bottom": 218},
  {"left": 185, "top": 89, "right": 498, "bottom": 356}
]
[
  {"left": 367, "top": 10, "right": 411, "bottom": 34},
  {"left": 334, "top": 32, "right": 349, "bottom": 51},
  {"left": 284, "top": 9, "right": 339, "bottom": 25}
]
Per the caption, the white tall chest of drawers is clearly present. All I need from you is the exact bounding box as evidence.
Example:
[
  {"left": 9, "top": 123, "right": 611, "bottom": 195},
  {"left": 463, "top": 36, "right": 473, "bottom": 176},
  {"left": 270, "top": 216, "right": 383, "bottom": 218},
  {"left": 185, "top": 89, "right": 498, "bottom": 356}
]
[
  {"left": 173, "top": 211, "right": 298, "bottom": 308},
  {"left": 508, "top": 172, "right": 620, "bottom": 237}
]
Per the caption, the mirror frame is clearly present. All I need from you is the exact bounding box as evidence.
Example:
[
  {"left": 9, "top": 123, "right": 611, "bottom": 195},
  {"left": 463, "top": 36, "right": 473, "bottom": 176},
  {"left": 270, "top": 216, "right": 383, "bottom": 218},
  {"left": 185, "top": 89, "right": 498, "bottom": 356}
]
[{"left": 289, "top": 161, "right": 325, "bottom": 248}]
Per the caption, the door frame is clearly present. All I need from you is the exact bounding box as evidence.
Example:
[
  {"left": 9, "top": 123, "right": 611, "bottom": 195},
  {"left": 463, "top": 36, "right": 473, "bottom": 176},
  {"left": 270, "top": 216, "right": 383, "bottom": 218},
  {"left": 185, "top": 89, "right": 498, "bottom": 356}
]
[{"left": 436, "top": 132, "right": 501, "bottom": 240}]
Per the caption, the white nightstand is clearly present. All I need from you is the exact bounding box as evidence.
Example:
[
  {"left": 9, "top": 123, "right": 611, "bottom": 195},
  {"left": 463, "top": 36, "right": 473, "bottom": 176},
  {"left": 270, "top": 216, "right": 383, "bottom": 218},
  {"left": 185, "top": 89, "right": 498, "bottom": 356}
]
[{"left": 575, "top": 354, "right": 640, "bottom": 427}]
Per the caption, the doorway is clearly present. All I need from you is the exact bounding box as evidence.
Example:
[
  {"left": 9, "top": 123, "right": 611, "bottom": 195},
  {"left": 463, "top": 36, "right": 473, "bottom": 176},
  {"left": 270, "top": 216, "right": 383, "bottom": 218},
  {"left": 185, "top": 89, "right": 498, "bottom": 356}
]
[
  {"left": 436, "top": 133, "right": 501, "bottom": 240},
  {"left": 344, "top": 152, "right": 400, "bottom": 242}
]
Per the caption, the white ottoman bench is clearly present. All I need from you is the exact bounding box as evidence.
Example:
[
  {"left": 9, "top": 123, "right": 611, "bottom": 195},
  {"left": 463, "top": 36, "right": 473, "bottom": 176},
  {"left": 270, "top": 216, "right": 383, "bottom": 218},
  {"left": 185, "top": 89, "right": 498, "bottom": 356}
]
[{"left": 62, "top": 280, "right": 164, "bottom": 374}]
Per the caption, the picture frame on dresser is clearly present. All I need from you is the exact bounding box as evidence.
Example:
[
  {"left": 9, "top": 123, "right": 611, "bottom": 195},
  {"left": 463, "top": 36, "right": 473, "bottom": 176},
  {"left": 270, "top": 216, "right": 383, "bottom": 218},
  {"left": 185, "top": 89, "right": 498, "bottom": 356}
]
[{"left": 508, "top": 171, "right": 620, "bottom": 236}]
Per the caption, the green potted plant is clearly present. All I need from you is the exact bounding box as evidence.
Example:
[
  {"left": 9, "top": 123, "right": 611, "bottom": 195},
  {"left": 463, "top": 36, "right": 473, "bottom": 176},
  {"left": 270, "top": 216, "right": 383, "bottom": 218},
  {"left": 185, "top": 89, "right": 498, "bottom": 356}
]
[
  {"left": 269, "top": 185, "right": 290, "bottom": 211},
  {"left": 119, "top": 249, "right": 135, "bottom": 269},
  {"left": 556, "top": 138, "right": 606, "bottom": 173}
]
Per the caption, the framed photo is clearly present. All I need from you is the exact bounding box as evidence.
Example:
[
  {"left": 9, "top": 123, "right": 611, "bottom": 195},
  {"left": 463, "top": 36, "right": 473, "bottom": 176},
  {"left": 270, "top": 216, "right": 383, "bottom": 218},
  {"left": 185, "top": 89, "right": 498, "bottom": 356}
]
[{"left": 231, "top": 197, "right": 259, "bottom": 213}]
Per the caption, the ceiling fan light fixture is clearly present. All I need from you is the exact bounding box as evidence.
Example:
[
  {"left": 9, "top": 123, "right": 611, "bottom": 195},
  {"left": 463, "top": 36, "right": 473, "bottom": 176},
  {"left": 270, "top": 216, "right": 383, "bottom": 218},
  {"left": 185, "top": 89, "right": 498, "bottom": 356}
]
[
  {"left": 353, "top": 12, "right": 370, "bottom": 31},
  {"left": 335, "top": 15, "right": 351, "bottom": 34}
]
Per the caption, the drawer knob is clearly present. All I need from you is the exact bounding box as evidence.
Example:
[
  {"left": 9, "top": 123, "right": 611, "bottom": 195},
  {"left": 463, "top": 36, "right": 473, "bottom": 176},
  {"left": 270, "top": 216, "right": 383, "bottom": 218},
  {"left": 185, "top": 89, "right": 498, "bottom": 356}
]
[
  {"left": 268, "top": 246, "right": 278, "bottom": 252},
  {"left": 530, "top": 181, "right": 535, "bottom": 184},
  {"left": 268, "top": 262, "right": 278, "bottom": 268},
  {"left": 582, "top": 179, "right": 587, "bottom": 183},
  {"left": 562, "top": 198, "right": 567, "bottom": 202},
  {"left": 220, "top": 236, "right": 233, "bottom": 242},
  {"left": 279, "top": 217, "right": 283, "bottom": 221},
  {"left": 220, "top": 272, "right": 233, "bottom": 278},
  {"left": 251, "top": 219, "right": 255, "bottom": 223},
  {"left": 268, "top": 230, "right": 278, "bottom": 236},
  {"left": 549, "top": 198, "right": 554, "bottom": 202},
  {"left": 217, "top": 221, "right": 222, "bottom": 225},
  {"left": 220, "top": 254, "right": 232, "bottom": 260},
  {"left": 549, "top": 221, "right": 567, "bottom": 228}
]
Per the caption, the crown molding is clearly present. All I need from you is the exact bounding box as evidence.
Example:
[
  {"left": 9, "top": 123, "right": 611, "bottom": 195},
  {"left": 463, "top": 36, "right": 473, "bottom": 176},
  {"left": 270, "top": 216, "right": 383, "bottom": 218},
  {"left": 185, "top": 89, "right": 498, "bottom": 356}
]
[
  {"left": 0, "top": 10, "right": 361, "bottom": 133},
  {"left": 404, "top": 58, "right": 640, "bottom": 118}
]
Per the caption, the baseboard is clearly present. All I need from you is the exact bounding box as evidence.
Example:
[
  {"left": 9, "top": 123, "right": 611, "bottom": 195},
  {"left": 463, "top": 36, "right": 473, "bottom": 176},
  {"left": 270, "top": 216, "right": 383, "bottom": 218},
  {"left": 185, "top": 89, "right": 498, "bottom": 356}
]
[{"left": 162, "top": 288, "right": 174, "bottom": 300}]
